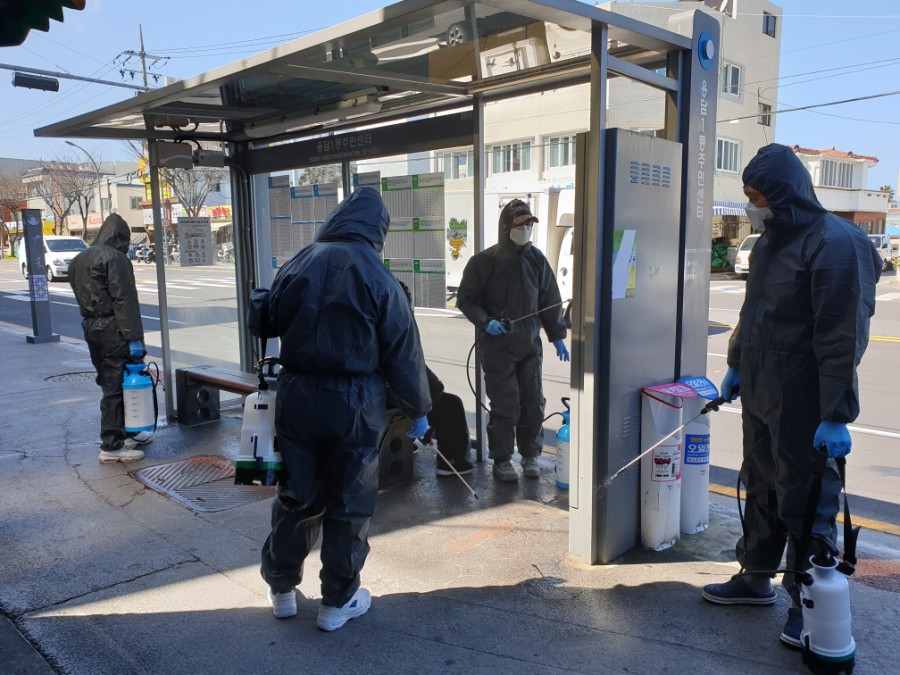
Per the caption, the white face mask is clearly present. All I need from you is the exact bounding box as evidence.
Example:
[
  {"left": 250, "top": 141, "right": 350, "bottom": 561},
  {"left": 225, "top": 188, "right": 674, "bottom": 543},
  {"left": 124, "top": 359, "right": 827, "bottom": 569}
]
[
  {"left": 509, "top": 225, "right": 533, "bottom": 246},
  {"left": 745, "top": 203, "right": 773, "bottom": 230}
]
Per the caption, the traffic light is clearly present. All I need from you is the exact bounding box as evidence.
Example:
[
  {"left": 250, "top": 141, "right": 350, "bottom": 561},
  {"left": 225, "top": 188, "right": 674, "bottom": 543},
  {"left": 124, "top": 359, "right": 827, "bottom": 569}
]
[
  {"left": 0, "top": 1, "right": 86, "bottom": 48},
  {"left": 12, "top": 72, "right": 60, "bottom": 91}
]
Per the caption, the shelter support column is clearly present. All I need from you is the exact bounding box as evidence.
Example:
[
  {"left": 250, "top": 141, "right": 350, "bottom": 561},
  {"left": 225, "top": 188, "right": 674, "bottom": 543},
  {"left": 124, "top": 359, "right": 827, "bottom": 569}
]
[{"left": 568, "top": 21, "right": 608, "bottom": 564}]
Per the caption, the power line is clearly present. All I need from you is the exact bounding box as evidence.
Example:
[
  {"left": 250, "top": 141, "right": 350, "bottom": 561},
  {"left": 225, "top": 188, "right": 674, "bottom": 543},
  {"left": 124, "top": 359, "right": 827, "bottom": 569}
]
[
  {"left": 720, "top": 89, "right": 900, "bottom": 123},
  {"left": 150, "top": 28, "right": 324, "bottom": 55}
]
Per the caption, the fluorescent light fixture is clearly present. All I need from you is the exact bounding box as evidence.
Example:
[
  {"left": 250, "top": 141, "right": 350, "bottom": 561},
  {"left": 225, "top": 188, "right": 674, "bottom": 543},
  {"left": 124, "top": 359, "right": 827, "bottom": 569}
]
[{"left": 245, "top": 95, "right": 382, "bottom": 139}]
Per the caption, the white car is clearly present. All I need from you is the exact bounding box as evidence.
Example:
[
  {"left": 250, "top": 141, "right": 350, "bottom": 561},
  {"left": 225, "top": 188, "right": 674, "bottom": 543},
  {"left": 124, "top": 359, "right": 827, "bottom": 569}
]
[
  {"left": 734, "top": 234, "right": 761, "bottom": 279},
  {"left": 18, "top": 235, "right": 88, "bottom": 281},
  {"left": 868, "top": 234, "right": 894, "bottom": 271}
]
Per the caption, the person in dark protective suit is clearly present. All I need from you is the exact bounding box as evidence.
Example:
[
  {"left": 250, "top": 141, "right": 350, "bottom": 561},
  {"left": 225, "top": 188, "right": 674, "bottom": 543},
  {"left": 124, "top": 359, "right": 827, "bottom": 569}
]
[
  {"left": 456, "top": 199, "right": 568, "bottom": 483},
  {"left": 392, "top": 279, "right": 474, "bottom": 477},
  {"left": 259, "top": 187, "right": 431, "bottom": 631},
  {"left": 69, "top": 214, "right": 147, "bottom": 464},
  {"left": 701, "top": 144, "right": 880, "bottom": 649}
]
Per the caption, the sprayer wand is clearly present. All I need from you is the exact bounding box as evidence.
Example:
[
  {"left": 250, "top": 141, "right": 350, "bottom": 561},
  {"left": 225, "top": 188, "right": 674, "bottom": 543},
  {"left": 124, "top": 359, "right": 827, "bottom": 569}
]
[
  {"left": 608, "top": 396, "right": 726, "bottom": 482},
  {"left": 428, "top": 439, "right": 479, "bottom": 500}
]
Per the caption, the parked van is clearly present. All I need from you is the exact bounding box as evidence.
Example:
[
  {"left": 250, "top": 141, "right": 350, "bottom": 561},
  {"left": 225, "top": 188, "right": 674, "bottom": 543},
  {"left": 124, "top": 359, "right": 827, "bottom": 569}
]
[
  {"left": 868, "top": 234, "right": 894, "bottom": 271},
  {"left": 734, "top": 234, "right": 761, "bottom": 279},
  {"left": 17, "top": 235, "right": 88, "bottom": 281}
]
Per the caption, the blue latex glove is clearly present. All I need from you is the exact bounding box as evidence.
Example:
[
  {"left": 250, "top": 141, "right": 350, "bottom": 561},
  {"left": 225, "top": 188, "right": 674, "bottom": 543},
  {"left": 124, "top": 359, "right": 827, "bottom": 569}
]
[
  {"left": 484, "top": 319, "right": 507, "bottom": 336},
  {"left": 406, "top": 416, "right": 430, "bottom": 439},
  {"left": 128, "top": 340, "right": 145, "bottom": 359},
  {"left": 814, "top": 421, "right": 852, "bottom": 458},
  {"left": 554, "top": 339, "right": 570, "bottom": 362},
  {"left": 720, "top": 367, "right": 740, "bottom": 402}
]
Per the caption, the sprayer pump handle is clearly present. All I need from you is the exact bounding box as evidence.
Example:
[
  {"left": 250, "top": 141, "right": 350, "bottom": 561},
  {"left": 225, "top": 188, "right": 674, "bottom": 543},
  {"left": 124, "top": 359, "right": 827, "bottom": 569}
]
[{"left": 702, "top": 396, "right": 726, "bottom": 414}]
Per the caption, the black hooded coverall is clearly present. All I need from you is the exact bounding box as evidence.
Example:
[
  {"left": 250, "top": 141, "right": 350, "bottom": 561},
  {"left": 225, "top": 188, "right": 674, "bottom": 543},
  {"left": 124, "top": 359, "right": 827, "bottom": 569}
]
[
  {"left": 260, "top": 187, "right": 431, "bottom": 607},
  {"left": 456, "top": 204, "right": 566, "bottom": 461},
  {"left": 730, "top": 144, "right": 880, "bottom": 602},
  {"left": 68, "top": 214, "right": 144, "bottom": 452}
]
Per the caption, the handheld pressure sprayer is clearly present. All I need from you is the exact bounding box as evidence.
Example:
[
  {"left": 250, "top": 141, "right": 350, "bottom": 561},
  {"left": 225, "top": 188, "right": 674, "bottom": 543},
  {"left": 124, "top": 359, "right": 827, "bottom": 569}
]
[
  {"left": 797, "top": 452, "right": 858, "bottom": 674},
  {"left": 235, "top": 356, "right": 282, "bottom": 486},
  {"left": 607, "top": 395, "right": 726, "bottom": 482},
  {"left": 123, "top": 360, "right": 159, "bottom": 435},
  {"left": 732, "top": 450, "right": 858, "bottom": 674}
]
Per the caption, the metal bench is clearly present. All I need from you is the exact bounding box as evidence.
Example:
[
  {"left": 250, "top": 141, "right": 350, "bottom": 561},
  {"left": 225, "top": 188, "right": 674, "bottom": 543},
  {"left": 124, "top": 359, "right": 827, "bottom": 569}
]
[{"left": 176, "top": 366, "right": 416, "bottom": 489}]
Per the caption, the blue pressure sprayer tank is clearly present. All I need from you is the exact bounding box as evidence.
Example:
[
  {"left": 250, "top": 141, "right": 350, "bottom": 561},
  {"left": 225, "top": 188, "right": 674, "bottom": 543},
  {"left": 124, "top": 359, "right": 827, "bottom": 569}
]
[
  {"left": 556, "top": 397, "right": 571, "bottom": 489},
  {"left": 123, "top": 363, "right": 155, "bottom": 433}
]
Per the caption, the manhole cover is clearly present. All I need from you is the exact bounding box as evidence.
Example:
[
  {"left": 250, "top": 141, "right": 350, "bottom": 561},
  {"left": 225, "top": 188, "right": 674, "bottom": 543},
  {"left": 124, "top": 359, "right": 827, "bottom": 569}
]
[
  {"left": 132, "top": 456, "right": 274, "bottom": 512},
  {"left": 46, "top": 371, "right": 96, "bottom": 383}
]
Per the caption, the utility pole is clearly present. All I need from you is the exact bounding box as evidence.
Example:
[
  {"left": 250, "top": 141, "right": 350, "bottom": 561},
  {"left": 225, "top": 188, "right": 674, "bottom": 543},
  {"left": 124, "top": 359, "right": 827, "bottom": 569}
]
[{"left": 117, "top": 25, "right": 168, "bottom": 89}]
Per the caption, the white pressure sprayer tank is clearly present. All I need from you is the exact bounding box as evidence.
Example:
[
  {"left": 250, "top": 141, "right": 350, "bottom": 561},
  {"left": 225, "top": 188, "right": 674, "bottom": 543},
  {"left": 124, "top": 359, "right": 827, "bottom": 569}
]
[
  {"left": 640, "top": 386, "right": 685, "bottom": 551},
  {"left": 234, "top": 358, "right": 282, "bottom": 486},
  {"left": 123, "top": 363, "right": 155, "bottom": 433},
  {"left": 800, "top": 554, "right": 856, "bottom": 674},
  {"left": 677, "top": 376, "right": 719, "bottom": 534}
]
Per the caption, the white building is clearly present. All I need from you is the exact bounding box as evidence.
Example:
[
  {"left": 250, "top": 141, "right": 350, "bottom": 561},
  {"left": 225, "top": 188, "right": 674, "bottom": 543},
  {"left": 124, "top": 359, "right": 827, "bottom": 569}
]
[
  {"left": 603, "top": 0, "right": 782, "bottom": 240},
  {"left": 360, "top": 0, "right": 784, "bottom": 286},
  {"left": 790, "top": 146, "right": 888, "bottom": 233}
]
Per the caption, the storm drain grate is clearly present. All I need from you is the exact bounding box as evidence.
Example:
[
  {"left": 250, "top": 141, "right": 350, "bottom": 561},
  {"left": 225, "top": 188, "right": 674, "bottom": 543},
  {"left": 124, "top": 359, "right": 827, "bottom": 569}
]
[
  {"left": 132, "top": 456, "right": 275, "bottom": 512},
  {"left": 46, "top": 371, "right": 96, "bottom": 383}
]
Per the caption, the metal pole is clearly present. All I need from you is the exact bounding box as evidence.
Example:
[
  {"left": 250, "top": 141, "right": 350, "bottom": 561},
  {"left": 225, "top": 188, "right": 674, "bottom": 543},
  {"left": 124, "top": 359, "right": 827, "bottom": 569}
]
[
  {"left": 148, "top": 140, "right": 175, "bottom": 422},
  {"left": 65, "top": 140, "right": 104, "bottom": 222}
]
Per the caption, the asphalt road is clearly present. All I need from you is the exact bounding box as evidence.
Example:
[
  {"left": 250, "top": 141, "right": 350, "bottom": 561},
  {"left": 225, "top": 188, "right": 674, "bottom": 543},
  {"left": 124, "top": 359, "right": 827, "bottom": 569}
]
[{"left": 0, "top": 259, "right": 896, "bottom": 527}]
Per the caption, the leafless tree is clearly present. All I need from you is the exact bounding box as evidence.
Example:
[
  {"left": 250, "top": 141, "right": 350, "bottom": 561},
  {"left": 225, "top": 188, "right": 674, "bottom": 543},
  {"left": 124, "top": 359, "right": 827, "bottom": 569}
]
[
  {"left": 53, "top": 150, "right": 104, "bottom": 232},
  {"left": 162, "top": 165, "right": 229, "bottom": 217},
  {"left": 296, "top": 165, "right": 343, "bottom": 186},
  {"left": 121, "top": 139, "right": 228, "bottom": 216},
  {"left": 27, "top": 162, "right": 78, "bottom": 235},
  {"left": 0, "top": 171, "right": 27, "bottom": 256}
]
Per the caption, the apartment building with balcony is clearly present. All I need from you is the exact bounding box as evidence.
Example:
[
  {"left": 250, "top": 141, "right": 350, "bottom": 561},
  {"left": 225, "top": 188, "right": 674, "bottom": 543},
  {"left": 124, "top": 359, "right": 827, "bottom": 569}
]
[
  {"left": 351, "top": 1, "right": 784, "bottom": 287},
  {"left": 790, "top": 146, "right": 888, "bottom": 234}
]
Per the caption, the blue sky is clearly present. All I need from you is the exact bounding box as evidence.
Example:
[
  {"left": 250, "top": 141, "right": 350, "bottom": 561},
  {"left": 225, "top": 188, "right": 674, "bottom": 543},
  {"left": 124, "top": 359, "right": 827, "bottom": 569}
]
[{"left": 1, "top": 0, "right": 899, "bottom": 189}]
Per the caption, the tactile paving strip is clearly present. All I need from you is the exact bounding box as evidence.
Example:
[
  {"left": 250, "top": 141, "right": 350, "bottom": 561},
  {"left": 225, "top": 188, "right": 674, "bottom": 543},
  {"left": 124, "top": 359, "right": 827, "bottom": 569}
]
[{"left": 132, "top": 456, "right": 274, "bottom": 512}]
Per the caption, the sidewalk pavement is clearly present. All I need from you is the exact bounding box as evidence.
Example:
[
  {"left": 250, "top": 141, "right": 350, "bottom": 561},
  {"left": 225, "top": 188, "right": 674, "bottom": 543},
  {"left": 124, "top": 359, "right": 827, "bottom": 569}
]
[{"left": 0, "top": 321, "right": 897, "bottom": 675}]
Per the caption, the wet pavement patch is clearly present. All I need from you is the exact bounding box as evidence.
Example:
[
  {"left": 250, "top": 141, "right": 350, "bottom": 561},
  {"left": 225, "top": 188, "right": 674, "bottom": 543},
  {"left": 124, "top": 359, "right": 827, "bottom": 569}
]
[
  {"left": 855, "top": 558, "right": 900, "bottom": 593},
  {"left": 132, "top": 456, "right": 274, "bottom": 512}
]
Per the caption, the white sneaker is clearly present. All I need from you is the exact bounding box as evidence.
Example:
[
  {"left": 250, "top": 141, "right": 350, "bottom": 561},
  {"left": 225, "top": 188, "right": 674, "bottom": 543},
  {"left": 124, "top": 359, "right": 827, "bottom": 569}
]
[
  {"left": 98, "top": 447, "right": 144, "bottom": 463},
  {"left": 131, "top": 431, "right": 154, "bottom": 445},
  {"left": 267, "top": 588, "right": 297, "bottom": 619},
  {"left": 316, "top": 588, "right": 371, "bottom": 631}
]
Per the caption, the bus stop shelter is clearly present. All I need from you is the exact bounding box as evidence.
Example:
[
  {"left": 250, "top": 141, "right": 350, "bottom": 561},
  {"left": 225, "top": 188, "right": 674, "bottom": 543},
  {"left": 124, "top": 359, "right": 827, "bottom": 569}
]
[{"left": 35, "top": 0, "right": 719, "bottom": 565}]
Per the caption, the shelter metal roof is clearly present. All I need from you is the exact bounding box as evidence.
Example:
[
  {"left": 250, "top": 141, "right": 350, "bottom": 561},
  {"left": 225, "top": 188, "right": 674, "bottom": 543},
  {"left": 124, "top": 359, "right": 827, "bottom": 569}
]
[{"left": 35, "top": 0, "right": 689, "bottom": 147}]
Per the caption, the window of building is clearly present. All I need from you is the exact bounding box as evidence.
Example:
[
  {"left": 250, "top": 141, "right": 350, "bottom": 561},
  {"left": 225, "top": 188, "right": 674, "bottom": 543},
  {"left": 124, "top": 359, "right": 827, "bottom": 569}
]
[
  {"left": 757, "top": 103, "right": 772, "bottom": 126},
  {"left": 435, "top": 150, "right": 473, "bottom": 179},
  {"left": 720, "top": 62, "right": 741, "bottom": 96},
  {"left": 489, "top": 141, "right": 532, "bottom": 174},
  {"left": 716, "top": 138, "right": 741, "bottom": 173},
  {"left": 545, "top": 135, "right": 576, "bottom": 169},
  {"left": 821, "top": 160, "right": 854, "bottom": 188},
  {"left": 763, "top": 13, "right": 777, "bottom": 38},
  {"left": 130, "top": 196, "right": 142, "bottom": 210},
  {"left": 100, "top": 198, "right": 111, "bottom": 213}
]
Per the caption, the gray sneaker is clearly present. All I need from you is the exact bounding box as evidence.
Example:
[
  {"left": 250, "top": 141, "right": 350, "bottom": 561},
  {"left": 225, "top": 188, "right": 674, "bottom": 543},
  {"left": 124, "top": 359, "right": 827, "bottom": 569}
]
[
  {"left": 492, "top": 459, "right": 519, "bottom": 482},
  {"left": 522, "top": 457, "right": 540, "bottom": 479},
  {"left": 98, "top": 447, "right": 144, "bottom": 463}
]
